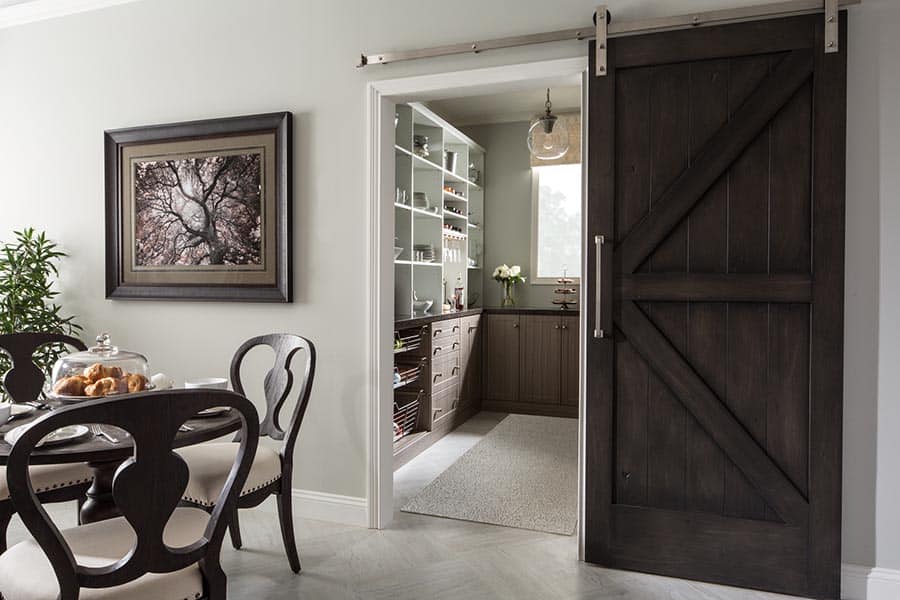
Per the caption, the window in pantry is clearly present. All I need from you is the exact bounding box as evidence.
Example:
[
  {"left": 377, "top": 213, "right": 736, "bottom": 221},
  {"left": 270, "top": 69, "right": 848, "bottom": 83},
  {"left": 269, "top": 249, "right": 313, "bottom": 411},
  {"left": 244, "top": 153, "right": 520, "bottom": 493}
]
[{"left": 532, "top": 163, "right": 582, "bottom": 282}]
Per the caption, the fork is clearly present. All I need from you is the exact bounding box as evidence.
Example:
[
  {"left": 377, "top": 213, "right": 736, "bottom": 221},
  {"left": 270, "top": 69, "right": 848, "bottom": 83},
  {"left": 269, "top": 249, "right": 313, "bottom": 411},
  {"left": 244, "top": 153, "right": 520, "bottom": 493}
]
[{"left": 90, "top": 424, "right": 119, "bottom": 444}]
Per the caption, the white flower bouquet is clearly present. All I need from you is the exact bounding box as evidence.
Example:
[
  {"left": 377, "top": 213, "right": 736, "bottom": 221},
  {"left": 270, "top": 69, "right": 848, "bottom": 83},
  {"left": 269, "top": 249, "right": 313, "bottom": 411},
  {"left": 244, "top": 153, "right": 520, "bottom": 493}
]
[{"left": 492, "top": 264, "right": 526, "bottom": 306}]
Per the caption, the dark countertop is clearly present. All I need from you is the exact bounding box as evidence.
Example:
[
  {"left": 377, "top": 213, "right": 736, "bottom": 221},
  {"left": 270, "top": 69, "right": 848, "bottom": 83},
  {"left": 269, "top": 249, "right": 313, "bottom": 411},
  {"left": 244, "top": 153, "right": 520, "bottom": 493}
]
[
  {"left": 394, "top": 306, "right": 579, "bottom": 329},
  {"left": 483, "top": 307, "right": 580, "bottom": 316},
  {"left": 394, "top": 308, "right": 483, "bottom": 329}
]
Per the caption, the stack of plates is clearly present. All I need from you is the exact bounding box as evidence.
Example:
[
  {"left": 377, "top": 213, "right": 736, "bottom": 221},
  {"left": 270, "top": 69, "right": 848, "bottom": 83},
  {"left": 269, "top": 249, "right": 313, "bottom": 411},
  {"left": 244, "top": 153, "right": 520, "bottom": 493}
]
[{"left": 413, "top": 244, "right": 435, "bottom": 262}]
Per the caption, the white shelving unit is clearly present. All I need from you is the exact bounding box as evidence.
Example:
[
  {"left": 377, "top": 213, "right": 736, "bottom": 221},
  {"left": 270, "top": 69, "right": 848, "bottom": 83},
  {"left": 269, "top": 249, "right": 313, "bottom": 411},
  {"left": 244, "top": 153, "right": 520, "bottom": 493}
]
[{"left": 393, "top": 102, "right": 485, "bottom": 319}]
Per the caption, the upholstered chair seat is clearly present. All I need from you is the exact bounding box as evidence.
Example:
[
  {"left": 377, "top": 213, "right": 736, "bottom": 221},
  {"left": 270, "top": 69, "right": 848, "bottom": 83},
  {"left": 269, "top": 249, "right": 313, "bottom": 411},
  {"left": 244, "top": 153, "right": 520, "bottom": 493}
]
[
  {"left": 0, "top": 390, "right": 259, "bottom": 600},
  {"left": 179, "top": 443, "right": 282, "bottom": 506},
  {"left": 178, "top": 334, "right": 316, "bottom": 574},
  {"left": 0, "top": 508, "right": 208, "bottom": 600},
  {"left": 0, "top": 464, "right": 93, "bottom": 502}
]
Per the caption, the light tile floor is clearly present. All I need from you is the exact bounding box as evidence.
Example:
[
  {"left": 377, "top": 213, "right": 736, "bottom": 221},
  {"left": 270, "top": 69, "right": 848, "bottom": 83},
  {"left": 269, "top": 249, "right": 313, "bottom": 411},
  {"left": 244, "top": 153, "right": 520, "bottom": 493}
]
[{"left": 5, "top": 412, "right": 809, "bottom": 599}]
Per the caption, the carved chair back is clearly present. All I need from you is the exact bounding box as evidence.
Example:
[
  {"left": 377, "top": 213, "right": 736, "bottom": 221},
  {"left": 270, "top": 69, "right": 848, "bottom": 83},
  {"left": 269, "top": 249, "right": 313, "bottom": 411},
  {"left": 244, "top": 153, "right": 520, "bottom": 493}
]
[
  {"left": 0, "top": 332, "right": 86, "bottom": 403},
  {"left": 6, "top": 389, "right": 259, "bottom": 598},
  {"left": 229, "top": 334, "right": 315, "bottom": 461}
]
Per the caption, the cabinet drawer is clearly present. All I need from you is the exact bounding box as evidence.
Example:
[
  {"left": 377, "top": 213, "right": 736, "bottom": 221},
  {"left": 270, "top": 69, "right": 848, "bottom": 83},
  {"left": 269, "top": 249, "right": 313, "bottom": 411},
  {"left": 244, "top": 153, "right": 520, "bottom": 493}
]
[
  {"left": 431, "top": 351, "right": 460, "bottom": 391},
  {"left": 431, "top": 319, "right": 461, "bottom": 343},
  {"left": 431, "top": 337, "right": 462, "bottom": 359},
  {"left": 432, "top": 384, "right": 459, "bottom": 422}
]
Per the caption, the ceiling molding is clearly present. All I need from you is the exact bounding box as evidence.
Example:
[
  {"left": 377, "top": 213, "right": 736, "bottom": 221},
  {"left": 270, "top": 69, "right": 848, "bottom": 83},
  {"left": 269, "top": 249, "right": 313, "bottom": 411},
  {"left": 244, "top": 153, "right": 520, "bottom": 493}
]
[{"left": 0, "top": 0, "right": 144, "bottom": 29}]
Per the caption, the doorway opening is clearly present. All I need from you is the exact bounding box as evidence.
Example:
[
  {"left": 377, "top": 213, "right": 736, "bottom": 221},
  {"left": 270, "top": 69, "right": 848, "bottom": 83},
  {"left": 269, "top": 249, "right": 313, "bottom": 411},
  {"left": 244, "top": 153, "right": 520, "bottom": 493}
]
[{"left": 365, "top": 57, "right": 589, "bottom": 554}]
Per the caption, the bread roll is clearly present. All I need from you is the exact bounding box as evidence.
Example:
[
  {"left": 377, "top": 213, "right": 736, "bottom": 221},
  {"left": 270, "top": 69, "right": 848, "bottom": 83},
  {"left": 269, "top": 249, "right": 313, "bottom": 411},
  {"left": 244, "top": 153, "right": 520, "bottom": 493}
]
[
  {"left": 84, "top": 377, "right": 119, "bottom": 397},
  {"left": 52, "top": 375, "right": 89, "bottom": 396},
  {"left": 83, "top": 363, "right": 124, "bottom": 383},
  {"left": 126, "top": 373, "right": 148, "bottom": 393}
]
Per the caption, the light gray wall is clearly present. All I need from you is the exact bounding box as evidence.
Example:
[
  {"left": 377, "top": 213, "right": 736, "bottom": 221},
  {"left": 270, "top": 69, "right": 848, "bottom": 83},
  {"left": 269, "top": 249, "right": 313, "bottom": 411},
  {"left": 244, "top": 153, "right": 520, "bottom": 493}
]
[
  {"left": 0, "top": 0, "right": 892, "bottom": 571},
  {"left": 463, "top": 121, "right": 575, "bottom": 308},
  {"left": 860, "top": 0, "right": 900, "bottom": 571}
]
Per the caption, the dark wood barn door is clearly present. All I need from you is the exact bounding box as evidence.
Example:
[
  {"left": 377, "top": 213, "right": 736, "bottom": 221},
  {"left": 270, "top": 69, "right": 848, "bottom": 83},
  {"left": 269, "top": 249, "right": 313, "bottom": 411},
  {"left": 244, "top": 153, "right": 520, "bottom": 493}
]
[{"left": 584, "top": 14, "right": 846, "bottom": 599}]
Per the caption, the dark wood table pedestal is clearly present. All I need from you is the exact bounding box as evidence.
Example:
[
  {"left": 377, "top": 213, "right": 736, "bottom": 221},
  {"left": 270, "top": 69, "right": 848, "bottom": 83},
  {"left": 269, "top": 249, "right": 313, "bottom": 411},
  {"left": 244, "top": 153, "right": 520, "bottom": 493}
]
[{"left": 80, "top": 460, "right": 123, "bottom": 524}]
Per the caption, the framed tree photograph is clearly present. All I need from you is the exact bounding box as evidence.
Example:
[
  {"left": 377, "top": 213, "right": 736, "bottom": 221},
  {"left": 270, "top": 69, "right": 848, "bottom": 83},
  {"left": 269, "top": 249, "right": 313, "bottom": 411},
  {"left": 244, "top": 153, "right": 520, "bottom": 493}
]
[{"left": 105, "top": 112, "right": 292, "bottom": 302}]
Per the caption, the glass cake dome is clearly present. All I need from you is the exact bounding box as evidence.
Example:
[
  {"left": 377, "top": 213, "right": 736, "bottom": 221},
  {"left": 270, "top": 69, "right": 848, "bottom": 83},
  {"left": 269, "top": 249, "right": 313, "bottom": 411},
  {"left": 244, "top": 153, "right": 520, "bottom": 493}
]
[{"left": 49, "top": 333, "right": 151, "bottom": 399}]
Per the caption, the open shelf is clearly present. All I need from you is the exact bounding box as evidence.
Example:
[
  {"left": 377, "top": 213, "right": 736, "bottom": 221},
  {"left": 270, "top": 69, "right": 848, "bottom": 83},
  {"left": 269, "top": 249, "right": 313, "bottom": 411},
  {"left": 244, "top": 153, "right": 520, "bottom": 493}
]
[
  {"left": 443, "top": 190, "right": 468, "bottom": 202},
  {"left": 394, "top": 100, "right": 485, "bottom": 327},
  {"left": 411, "top": 206, "right": 441, "bottom": 219}
]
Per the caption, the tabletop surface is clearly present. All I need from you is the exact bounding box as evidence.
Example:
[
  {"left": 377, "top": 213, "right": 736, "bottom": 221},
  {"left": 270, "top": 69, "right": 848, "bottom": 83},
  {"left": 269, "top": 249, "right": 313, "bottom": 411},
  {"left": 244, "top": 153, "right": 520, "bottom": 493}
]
[{"left": 0, "top": 405, "right": 242, "bottom": 465}]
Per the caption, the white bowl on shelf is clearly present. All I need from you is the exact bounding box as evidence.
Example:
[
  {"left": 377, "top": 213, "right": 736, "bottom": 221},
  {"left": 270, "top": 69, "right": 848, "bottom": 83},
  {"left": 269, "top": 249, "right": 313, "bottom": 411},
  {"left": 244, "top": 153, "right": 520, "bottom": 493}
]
[
  {"left": 413, "top": 299, "right": 434, "bottom": 314},
  {"left": 394, "top": 247, "right": 403, "bottom": 260}
]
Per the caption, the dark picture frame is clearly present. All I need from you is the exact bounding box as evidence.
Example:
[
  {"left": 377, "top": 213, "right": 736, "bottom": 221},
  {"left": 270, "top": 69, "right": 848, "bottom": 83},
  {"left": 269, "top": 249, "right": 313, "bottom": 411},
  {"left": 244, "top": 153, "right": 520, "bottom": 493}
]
[{"left": 105, "top": 112, "right": 292, "bottom": 302}]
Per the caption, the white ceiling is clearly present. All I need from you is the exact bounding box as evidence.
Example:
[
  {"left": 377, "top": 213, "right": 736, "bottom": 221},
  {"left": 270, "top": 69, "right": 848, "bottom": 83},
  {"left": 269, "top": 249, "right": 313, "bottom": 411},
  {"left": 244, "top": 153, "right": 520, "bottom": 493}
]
[
  {"left": 0, "top": 0, "right": 144, "bottom": 28},
  {"left": 426, "top": 83, "right": 581, "bottom": 127}
]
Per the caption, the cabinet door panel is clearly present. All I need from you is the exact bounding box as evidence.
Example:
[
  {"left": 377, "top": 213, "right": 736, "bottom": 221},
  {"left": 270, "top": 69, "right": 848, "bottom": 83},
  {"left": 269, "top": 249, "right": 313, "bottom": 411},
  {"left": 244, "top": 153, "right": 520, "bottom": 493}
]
[
  {"left": 520, "top": 315, "right": 563, "bottom": 404},
  {"left": 484, "top": 314, "right": 519, "bottom": 403},
  {"left": 459, "top": 315, "right": 482, "bottom": 409},
  {"left": 561, "top": 314, "right": 580, "bottom": 406}
]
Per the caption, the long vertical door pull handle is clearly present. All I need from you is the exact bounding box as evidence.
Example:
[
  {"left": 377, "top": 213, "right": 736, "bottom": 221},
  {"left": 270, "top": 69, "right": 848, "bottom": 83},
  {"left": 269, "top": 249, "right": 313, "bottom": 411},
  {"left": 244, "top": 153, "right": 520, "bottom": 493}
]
[{"left": 594, "top": 234, "right": 607, "bottom": 339}]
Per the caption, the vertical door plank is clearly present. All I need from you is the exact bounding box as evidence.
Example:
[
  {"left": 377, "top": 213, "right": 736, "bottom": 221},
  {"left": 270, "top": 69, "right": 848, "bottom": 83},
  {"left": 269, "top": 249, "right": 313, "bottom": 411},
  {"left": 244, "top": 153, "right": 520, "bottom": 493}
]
[
  {"left": 685, "top": 59, "right": 730, "bottom": 514},
  {"left": 645, "top": 63, "right": 690, "bottom": 511},
  {"left": 615, "top": 338, "right": 649, "bottom": 506},
  {"left": 613, "top": 64, "right": 652, "bottom": 509},
  {"left": 770, "top": 82, "right": 813, "bottom": 274},
  {"left": 767, "top": 304, "right": 810, "bottom": 496},
  {"left": 807, "top": 18, "right": 847, "bottom": 597},
  {"left": 724, "top": 54, "right": 773, "bottom": 521},
  {"left": 614, "top": 68, "right": 652, "bottom": 244},
  {"left": 767, "top": 77, "right": 813, "bottom": 518}
]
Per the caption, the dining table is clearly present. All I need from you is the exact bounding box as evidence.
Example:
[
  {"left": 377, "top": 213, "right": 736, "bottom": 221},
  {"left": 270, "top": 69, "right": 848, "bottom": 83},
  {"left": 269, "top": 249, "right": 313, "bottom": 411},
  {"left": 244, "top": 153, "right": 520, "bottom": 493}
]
[{"left": 0, "top": 403, "right": 241, "bottom": 524}]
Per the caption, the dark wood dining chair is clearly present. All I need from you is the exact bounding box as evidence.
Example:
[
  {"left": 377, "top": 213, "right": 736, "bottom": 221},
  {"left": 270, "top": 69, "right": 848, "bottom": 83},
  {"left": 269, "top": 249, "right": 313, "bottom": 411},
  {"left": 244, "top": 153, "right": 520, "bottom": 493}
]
[
  {"left": 177, "top": 334, "right": 315, "bottom": 573},
  {"left": 0, "top": 332, "right": 93, "bottom": 554},
  {"left": 0, "top": 389, "right": 259, "bottom": 600}
]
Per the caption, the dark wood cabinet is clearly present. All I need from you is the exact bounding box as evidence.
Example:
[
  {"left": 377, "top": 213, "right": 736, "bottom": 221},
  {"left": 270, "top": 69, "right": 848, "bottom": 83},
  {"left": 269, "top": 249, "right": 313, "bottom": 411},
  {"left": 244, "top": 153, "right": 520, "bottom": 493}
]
[
  {"left": 560, "top": 314, "right": 579, "bottom": 407},
  {"left": 393, "top": 312, "right": 483, "bottom": 469},
  {"left": 520, "top": 315, "right": 563, "bottom": 404},
  {"left": 483, "top": 313, "right": 520, "bottom": 403},
  {"left": 459, "top": 314, "right": 482, "bottom": 409},
  {"left": 483, "top": 312, "right": 578, "bottom": 418}
]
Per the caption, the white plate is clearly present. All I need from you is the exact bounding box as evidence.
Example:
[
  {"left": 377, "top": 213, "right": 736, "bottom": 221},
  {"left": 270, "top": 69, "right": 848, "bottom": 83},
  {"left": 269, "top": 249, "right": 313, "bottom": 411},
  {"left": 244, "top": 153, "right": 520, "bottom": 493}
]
[
  {"left": 9, "top": 404, "right": 36, "bottom": 420},
  {"left": 194, "top": 406, "right": 232, "bottom": 418},
  {"left": 4, "top": 423, "right": 91, "bottom": 448}
]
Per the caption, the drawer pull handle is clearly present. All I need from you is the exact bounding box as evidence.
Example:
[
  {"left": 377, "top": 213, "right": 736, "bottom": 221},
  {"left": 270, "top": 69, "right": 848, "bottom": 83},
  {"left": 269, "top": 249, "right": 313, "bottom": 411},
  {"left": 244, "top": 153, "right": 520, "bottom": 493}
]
[
  {"left": 433, "top": 373, "right": 443, "bottom": 381},
  {"left": 452, "top": 325, "right": 460, "bottom": 332},
  {"left": 555, "top": 325, "right": 560, "bottom": 330},
  {"left": 433, "top": 329, "right": 443, "bottom": 336},
  {"left": 451, "top": 366, "right": 460, "bottom": 375},
  {"left": 433, "top": 347, "right": 442, "bottom": 355},
  {"left": 452, "top": 342, "right": 460, "bottom": 349},
  {"left": 513, "top": 323, "right": 519, "bottom": 329}
]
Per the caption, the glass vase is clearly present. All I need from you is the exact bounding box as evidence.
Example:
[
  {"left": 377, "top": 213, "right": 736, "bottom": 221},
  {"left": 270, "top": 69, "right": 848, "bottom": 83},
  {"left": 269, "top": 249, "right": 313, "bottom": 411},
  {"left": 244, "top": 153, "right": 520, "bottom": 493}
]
[{"left": 501, "top": 281, "right": 516, "bottom": 307}]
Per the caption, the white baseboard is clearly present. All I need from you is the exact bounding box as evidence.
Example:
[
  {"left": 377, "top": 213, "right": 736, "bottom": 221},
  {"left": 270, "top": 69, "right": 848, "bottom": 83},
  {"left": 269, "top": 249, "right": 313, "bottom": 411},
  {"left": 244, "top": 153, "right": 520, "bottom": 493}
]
[
  {"left": 842, "top": 564, "right": 900, "bottom": 600},
  {"left": 291, "top": 489, "right": 368, "bottom": 528}
]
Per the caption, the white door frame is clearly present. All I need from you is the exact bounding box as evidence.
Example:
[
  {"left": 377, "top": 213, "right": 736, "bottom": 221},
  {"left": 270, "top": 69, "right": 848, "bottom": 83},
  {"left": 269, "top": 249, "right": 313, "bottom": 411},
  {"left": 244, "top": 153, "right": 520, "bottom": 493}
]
[{"left": 365, "top": 57, "right": 591, "bottom": 556}]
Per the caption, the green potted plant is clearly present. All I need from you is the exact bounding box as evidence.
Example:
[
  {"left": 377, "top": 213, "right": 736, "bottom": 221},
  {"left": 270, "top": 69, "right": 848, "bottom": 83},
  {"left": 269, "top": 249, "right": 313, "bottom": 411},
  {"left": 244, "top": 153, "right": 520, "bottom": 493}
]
[{"left": 0, "top": 228, "right": 82, "bottom": 401}]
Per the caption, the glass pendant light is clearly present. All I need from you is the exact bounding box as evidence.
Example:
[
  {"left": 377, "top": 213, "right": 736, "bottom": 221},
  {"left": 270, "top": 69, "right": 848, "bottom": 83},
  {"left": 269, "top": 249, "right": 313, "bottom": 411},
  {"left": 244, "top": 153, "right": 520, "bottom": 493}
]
[{"left": 527, "top": 88, "right": 570, "bottom": 161}]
